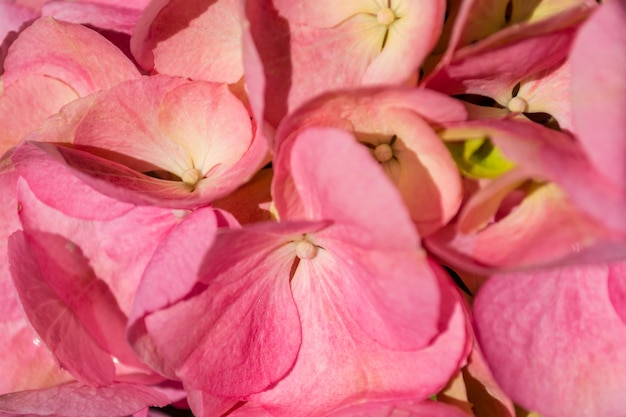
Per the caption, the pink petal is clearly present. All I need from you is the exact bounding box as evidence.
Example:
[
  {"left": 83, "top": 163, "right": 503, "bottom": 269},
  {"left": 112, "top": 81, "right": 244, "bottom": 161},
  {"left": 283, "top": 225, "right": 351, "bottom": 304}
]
[
  {"left": 127, "top": 207, "right": 225, "bottom": 378},
  {"left": 327, "top": 399, "right": 473, "bottom": 417},
  {"left": 571, "top": 0, "right": 626, "bottom": 194},
  {"left": 273, "top": 88, "right": 465, "bottom": 235},
  {"left": 243, "top": 0, "right": 444, "bottom": 127},
  {"left": 131, "top": 0, "right": 244, "bottom": 82},
  {"left": 426, "top": 0, "right": 592, "bottom": 85},
  {"left": 0, "top": 320, "right": 73, "bottom": 395},
  {"left": 186, "top": 389, "right": 238, "bottom": 417},
  {"left": 516, "top": 59, "right": 573, "bottom": 131},
  {"left": 279, "top": 127, "right": 444, "bottom": 350},
  {"left": 446, "top": 119, "right": 626, "bottom": 234},
  {"left": 458, "top": 183, "right": 620, "bottom": 268},
  {"left": 143, "top": 221, "right": 322, "bottom": 397},
  {"left": 41, "top": 1, "right": 144, "bottom": 35},
  {"left": 0, "top": 381, "right": 170, "bottom": 416},
  {"left": 426, "top": 27, "right": 575, "bottom": 105},
  {"left": 474, "top": 262, "right": 626, "bottom": 417},
  {"left": 0, "top": 3, "right": 36, "bottom": 42},
  {"left": 251, "top": 261, "right": 468, "bottom": 416},
  {"left": 8, "top": 231, "right": 117, "bottom": 386},
  {"left": 15, "top": 176, "right": 179, "bottom": 317},
  {"left": 16, "top": 75, "right": 265, "bottom": 208},
  {"left": 0, "top": 75, "right": 78, "bottom": 154},
  {"left": 0, "top": 16, "right": 140, "bottom": 151},
  {"left": 608, "top": 263, "right": 626, "bottom": 325},
  {"left": 69, "top": 76, "right": 261, "bottom": 205},
  {"left": 12, "top": 142, "right": 136, "bottom": 221},
  {"left": 0, "top": 161, "right": 73, "bottom": 395},
  {"left": 3, "top": 17, "right": 140, "bottom": 96}
]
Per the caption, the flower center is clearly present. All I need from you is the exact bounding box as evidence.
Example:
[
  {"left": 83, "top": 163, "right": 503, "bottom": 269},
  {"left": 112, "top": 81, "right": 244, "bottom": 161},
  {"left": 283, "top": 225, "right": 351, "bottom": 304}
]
[
  {"left": 374, "top": 143, "right": 394, "bottom": 162},
  {"left": 377, "top": 7, "right": 396, "bottom": 26},
  {"left": 295, "top": 239, "right": 318, "bottom": 260},
  {"left": 507, "top": 96, "right": 528, "bottom": 113},
  {"left": 181, "top": 168, "right": 203, "bottom": 186}
]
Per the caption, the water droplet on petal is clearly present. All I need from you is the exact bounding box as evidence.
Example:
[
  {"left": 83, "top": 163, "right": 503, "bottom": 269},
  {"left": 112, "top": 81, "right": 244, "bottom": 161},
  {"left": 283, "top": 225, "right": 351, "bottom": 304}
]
[{"left": 32, "top": 337, "right": 41, "bottom": 347}]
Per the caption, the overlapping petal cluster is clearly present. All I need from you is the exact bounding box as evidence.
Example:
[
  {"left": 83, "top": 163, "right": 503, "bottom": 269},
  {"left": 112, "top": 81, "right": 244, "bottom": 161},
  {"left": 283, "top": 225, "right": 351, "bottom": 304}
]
[{"left": 0, "top": 0, "right": 624, "bottom": 417}]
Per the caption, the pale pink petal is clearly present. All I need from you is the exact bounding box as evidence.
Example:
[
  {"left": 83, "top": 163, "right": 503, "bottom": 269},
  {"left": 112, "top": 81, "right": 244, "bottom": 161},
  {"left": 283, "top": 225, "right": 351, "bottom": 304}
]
[
  {"left": 271, "top": 0, "right": 374, "bottom": 27},
  {"left": 0, "top": 160, "right": 73, "bottom": 395},
  {"left": 240, "top": 0, "right": 273, "bottom": 144},
  {"left": 284, "top": 127, "right": 442, "bottom": 349},
  {"left": 129, "top": 0, "right": 168, "bottom": 68},
  {"left": 445, "top": 119, "right": 626, "bottom": 234},
  {"left": 474, "top": 262, "right": 626, "bottom": 417},
  {"left": 0, "top": 16, "right": 140, "bottom": 151},
  {"left": 13, "top": 0, "right": 49, "bottom": 10},
  {"left": 8, "top": 231, "right": 117, "bottom": 386},
  {"left": 0, "top": 3, "right": 36, "bottom": 42},
  {"left": 0, "top": 320, "right": 73, "bottom": 395},
  {"left": 3, "top": 17, "right": 140, "bottom": 95},
  {"left": 251, "top": 261, "right": 468, "bottom": 416},
  {"left": 571, "top": 0, "right": 626, "bottom": 193},
  {"left": 12, "top": 142, "right": 136, "bottom": 220},
  {"left": 243, "top": 129, "right": 467, "bottom": 414},
  {"left": 0, "top": 381, "right": 170, "bottom": 416},
  {"left": 425, "top": 27, "right": 575, "bottom": 105},
  {"left": 362, "top": 0, "right": 445, "bottom": 84},
  {"left": 455, "top": 167, "right": 529, "bottom": 235},
  {"left": 387, "top": 109, "right": 462, "bottom": 236},
  {"left": 84, "top": 0, "right": 150, "bottom": 8},
  {"left": 273, "top": 88, "right": 465, "bottom": 235},
  {"left": 157, "top": 81, "right": 252, "bottom": 177},
  {"left": 244, "top": 0, "right": 444, "bottom": 127},
  {"left": 517, "top": 59, "right": 573, "bottom": 131},
  {"left": 142, "top": 222, "right": 323, "bottom": 397},
  {"left": 41, "top": 1, "right": 143, "bottom": 35},
  {"left": 0, "top": 75, "right": 78, "bottom": 153},
  {"left": 15, "top": 176, "right": 179, "bottom": 318},
  {"left": 459, "top": 183, "right": 619, "bottom": 268},
  {"left": 131, "top": 0, "right": 244, "bottom": 82},
  {"left": 16, "top": 75, "right": 265, "bottom": 208},
  {"left": 451, "top": 0, "right": 592, "bottom": 54},
  {"left": 231, "top": 399, "right": 472, "bottom": 417},
  {"left": 426, "top": 0, "right": 592, "bottom": 85},
  {"left": 68, "top": 76, "right": 261, "bottom": 205},
  {"left": 127, "top": 207, "right": 225, "bottom": 377}
]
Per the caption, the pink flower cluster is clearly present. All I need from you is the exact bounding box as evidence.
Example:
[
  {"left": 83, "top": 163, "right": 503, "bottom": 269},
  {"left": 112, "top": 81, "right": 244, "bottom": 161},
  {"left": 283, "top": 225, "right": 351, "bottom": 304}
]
[{"left": 0, "top": 0, "right": 625, "bottom": 417}]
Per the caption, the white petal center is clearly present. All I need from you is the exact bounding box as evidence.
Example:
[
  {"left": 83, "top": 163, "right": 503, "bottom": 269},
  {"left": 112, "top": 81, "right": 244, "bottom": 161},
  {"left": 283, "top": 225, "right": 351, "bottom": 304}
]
[
  {"left": 295, "top": 239, "right": 318, "bottom": 260},
  {"left": 508, "top": 96, "right": 528, "bottom": 113},
  {"left": 374, "top": 143, "right": 394, "bottom": 162},
  {"left": 377, "top": 7, "right": 396, "bottom": 26}
]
